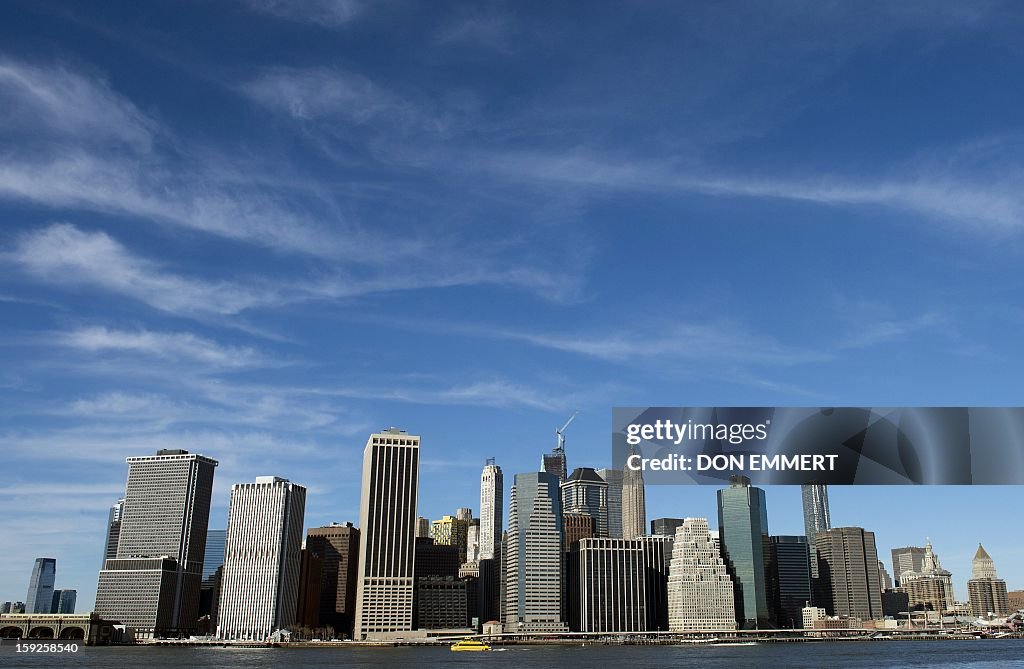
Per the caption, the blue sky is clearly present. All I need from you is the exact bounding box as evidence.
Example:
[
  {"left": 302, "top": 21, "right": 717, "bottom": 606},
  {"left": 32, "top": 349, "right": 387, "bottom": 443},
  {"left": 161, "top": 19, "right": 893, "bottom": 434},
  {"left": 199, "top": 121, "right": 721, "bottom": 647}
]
[{"left": 2, "top": 1, "right": 1024, "bottom": 610}]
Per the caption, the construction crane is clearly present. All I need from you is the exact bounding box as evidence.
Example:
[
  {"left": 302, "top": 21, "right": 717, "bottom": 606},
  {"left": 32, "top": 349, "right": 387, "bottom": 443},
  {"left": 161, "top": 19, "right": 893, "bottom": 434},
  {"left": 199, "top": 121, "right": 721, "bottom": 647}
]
[{"left": 555, "top": 411, "right": 579, "bottom": 453}]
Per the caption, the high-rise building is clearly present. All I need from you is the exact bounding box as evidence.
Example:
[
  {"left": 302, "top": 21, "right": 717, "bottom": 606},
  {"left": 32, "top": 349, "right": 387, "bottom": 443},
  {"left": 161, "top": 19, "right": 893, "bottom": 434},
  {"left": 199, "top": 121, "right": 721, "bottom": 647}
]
[
  {"left": 102, "top": 499, "right": 125, "bottom": 565},
  {"left": 891, "top": 546, "right": 926, "bottom": 586},
  {"left": 415, "top": 517, "right": 431, "bottom": 538},
  {"left": 25, "top": 558, "right": 56, "bottom": 614},
  {"left": 563, "top": 513, "right": 596, "bottom": 551},
  {"left": 651, "top": 518, "right": 685, "bottom": 537},
  {"left": 466, "top": 520, "right": 480, "bottom": 563},
  {"left": 637, "top": 535, "right": 672, "bottom": 632},
  {"left": 416, "top": 577, "right": 469, "bottom": 630},
  {"left": 813, "top": 527, "right": 883, "bottom": 621},
  {"left": 49, "top": 589, "right": 76, "bottom": 614},
  {"left": 769, "top": 536, "right": 811, "bottom": 628},
  {"left": 306, "top": 522, "right": 360, "bottom": 638},
  {"left": 353, "top": 428, "right": 420, "bottom": 640},
  {"left": 561, "top": 468, "right": 609, "bottom": 537},
  {"left": 896, "top": 540, "right": 954, "bottom": 613},
  {"left": 296, "top": 548, "right": 323, "bottom": 629},
  {"left": 95, "top": 449, "right": 217, "bottom": 638},
  {"left": 717, "top": 476, "right": 770, "bottom": 628},
  {"left": 595, "top": 468, "right": 623, "bottom": 539},
  {"left": 967, "top": 544, "right": 1009, "bottom": 617},
  {"left": 202, "top": 529, "right": 226, "bottom": 581},
  {"left": 479, "top": 460, "right": 503, "bottom": 561},
  {"left": 800, "top": 482, "right": 831, "bottom": 539},
  {"left": 456, "top": 507, "right": 473, "bottom": 522},
  {"left": 198, "top": 528, "right": 226, "bottom": 628},
  {"left": 541, "top": 450, "right": 567, "bottom": 483},
  {"left": 504, "top": 471, "right": 566, "bottom": 632},
  {"left": 667, "top": 518, "right": 736, "bottom": 632},
  {"left": 431, "top": 515, "right": 470, "bottom": 564},
  {"left": 217, "top": 477, "right": 306, "bottom": 641},
  {"left": 877, "top": 560, "right": 893, "bottom": 591},
  {"left": 568, "top": 538, "right": 646, "bottom": 633},
  {"left": 621, "top": 449, "right": 646, "bottom": 540}
]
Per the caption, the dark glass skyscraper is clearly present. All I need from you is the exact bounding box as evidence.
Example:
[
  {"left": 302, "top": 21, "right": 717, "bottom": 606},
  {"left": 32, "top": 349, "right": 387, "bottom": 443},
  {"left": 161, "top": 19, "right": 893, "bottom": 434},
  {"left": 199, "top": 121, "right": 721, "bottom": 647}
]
[
  {"left": 801, "top": 482, "right": 831, "bottom": 538},
  {"left": 769, "top": 535, "right": 811, "bottom": 628},
  {"left": 25, "top": 558, "right": 56, "bottom": 614},
  {"left": 717, "top": 476, "right": 771, "bottom": 628}
]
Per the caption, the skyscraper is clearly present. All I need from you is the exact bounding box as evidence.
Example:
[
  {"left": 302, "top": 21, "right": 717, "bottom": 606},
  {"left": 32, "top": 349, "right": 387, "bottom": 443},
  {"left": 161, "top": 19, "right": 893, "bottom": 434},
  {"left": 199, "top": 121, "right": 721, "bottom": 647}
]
[
  {"left": 505, "top": 471, "right": 566, "bottom": 632},
  {"left": 541, "top": 450, "right": 567, "bottom": 483},
  {"left": 479, "top": 459, "right": 503, "bottom": 561},
  {"left": 53, "top": 589, "right": 76, "bottom": 614},
  {"left": 306, "top": 522, "right": 360, "bottom": 638},
  {"left": 102, "top": 499, "right": 124, "bottom": 565},
  {"left": 667, "top": 518, "right": 736, "bottom": 632},
  {"left": 415, "top": 517, "right": 431, "bottom": 538},
  {"left": 353, "top": 428, "right": 420, "bottom": 640},
  {"left": 202, "top": 529, "right": 226, "bottom": 581},
  {"left": 651, "top": 518, "right": 685, "bottom": 537},
  {"left": 563, "top": 513, "right": 596, "bottom": 551},
  {"left": 561, "top": 467, "right": 609, "bottom": 537},
  {"left": 769, "top": 535, "right": 811, "bottom": 628},
  {"left": 800, "top": 482, "right": 831, "bottom": 538},
  {"left": 621, "top": 449, "right": 646, "bottom": 540},
  {"left": 568, "top": 538, "right": 646, "bottom": 633},
  {"left": 95, "top": 449, "right": 217, "bottom": 638},
  {"left": 198, "top": 527, "right": 226, "bottom": 627},
  {"left": 637, "top": 535, "right": 673, "bottom": 632},
  {"left": 967, "top": 544, "right": 1009, "bottom": 617},
  {"left": 431, "top": 515, "right": 470, "bottom": 564},
  {"left": 466, "top": 520, "right": 480, "bottom": 563},
  {"left": 595, "top": 468, "right": 623, "bottom": 539},
  {"left": 897, "top": 540, "right": 954, "bottom": 614},
  {"left": 814, "top": 527, "right": 883, "bottom": 621},
  {"left": 25, "top": 558, "right": 56, "bottom": 614},
  {"left": 217, "top": 477, "right": 306, "bottom": 641},
  {"left": 717, "top": 476, "right": 770, "bottom": 628},
  {"left": 891, "top": 546, "right": 926, "bottom": 586}
]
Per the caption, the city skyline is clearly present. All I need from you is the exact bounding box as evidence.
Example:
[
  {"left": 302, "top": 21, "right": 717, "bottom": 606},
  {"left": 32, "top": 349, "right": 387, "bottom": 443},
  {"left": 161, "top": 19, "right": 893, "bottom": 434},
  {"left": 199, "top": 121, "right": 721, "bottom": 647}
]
[{"left": 3, "top": 0, "right": 1024, "bottom": 620}]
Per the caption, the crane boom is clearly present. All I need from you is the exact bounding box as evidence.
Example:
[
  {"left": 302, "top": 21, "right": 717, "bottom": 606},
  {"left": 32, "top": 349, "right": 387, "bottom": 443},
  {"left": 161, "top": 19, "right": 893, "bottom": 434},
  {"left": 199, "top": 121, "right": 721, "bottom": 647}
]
[{"left": 555, "top": 410, "right": 579, "bottom": 453}]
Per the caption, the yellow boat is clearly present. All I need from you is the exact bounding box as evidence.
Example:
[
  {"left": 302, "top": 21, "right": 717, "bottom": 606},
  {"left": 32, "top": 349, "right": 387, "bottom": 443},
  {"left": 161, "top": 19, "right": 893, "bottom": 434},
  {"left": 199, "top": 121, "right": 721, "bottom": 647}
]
[{"left": 450, "top": 638, "right": 491, "bottom": 652}]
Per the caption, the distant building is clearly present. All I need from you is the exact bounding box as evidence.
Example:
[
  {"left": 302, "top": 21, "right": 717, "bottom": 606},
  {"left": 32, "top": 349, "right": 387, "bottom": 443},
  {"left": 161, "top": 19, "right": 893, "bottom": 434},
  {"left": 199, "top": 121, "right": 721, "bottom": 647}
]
[
  {"left": 967, "top": 544, "right": 1009, "bottom": 617},
  {"left": 814, "top": 527, "right": 883, "bottom": 621},
  {"left": 802, "top": 604, "right": 827, "bottom": 629},
  {"left": 415, "top": 537, "right": 460, "bottom": 580},
  {"left": 477, "top": 557, "right": 501, "bottom": 626},
  {"left": 296, "top": 548, "right": 323, "bottom": 629},
  {"left": 305, "top": 522, "right": 360, "bottom": 638},
  {"left": 877, "top": 560, "right": 893, "bottom": 591},
  {"left": 882, "top": 590, "right": 909, "bottom": 618},
  {"left": 416, "top": 577, "right": 468, "bottom": 630},
  {"left": 95, "top": 449, "right": 217, "bottom": 638},
  {"left": 651, "top": 518, "right": 685, "bottom": 537},
  {"left": 637, "top": 535, "right": 672, "bottom": 632},
  {"left": 51, "top": 589, "right": 76, "bottom": 614},
  {"left": 569, "top": 538, "right": 646, "bottom": 633},
  {"left": 466, "top": 520, "right": 480, "bottom": 563},
  {"left": 595, "top": 468, "right": 623, "bottom": 539},
  {"left": 1006, "top": 590, "right": 1024, "bottom": 612},
  {"left": 717, "top": 476, "right": 771, "bottom": 627},
  {"left": 800, "top": 482, "right": 831, "bottom": 538},
  {"left": 415, "top": 517, "right": 430, "bottom": 538},
  {"left": 431, "top": 515, "right": 470, "bottom": 564},
  {"left": 102, "top": 499, "right": 125, "bottom": 565},
  {"left": 896, "top": 540, "right": 954, "bottom": 613},
  {"left": 769, "top": 535, "right": 811, "bottom": 628},
  {"left": 26, "top": 558, "right": 56, "bottom": 614},
  {"left": 198, "top": 528, "right": 226, "bottom": 628},
  {"left": 891, "top": 546, "right": 926, "bottom": 586},
  {"left": 667, "top": 518, "right": 736, "bottom": 632},
  {"left": 563, "top": 512, "right": 596, "bottom": 551},
  {"left": 621, "top": 448, "right": 646, "bottom": 540},
  {"left": 353, "top": 429, "right": 420, "bottom": 640},
  {"left": 541, "top": 449, "right": 568, "bottom": 484},
  {"left": 479, "top": 459, "right": 503, "bottom": 560},
  {"left": 505, "top": 471, "right": 566, "bottom": 632},
  {"left": 561, "top": 468, "right": 609, "bottom": 537},
  {"left": 217, "top": 476, "right": 306, "bottom": 641}
]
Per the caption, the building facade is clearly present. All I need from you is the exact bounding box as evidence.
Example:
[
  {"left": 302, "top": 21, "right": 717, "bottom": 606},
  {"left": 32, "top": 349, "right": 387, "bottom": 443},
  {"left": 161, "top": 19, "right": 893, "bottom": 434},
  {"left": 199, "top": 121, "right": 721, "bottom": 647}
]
[
  {"left": 667, "top": 518, "right": 736, "bottom": 632},
  {"left": 813, "top": 527, "right": 883, "bottom": 621},
  {"left": 102, "top": 499, "right": 124, "bottom": 565},
  {"left": 897, "top": 540, "right": 954, "bottom": 613},
  {"left": 769, "top": 535, "right": 811, "bottom": 629},
  {"left": 504, "top": 471, "right": 566, "bottom": 632},
  {"left": 569, "top": 538, "right": 646, "bottom": 633},
  {"left": 563, "top": 513, "right": 596, "bottom": 551},
  {"left": 353, "top": 429, "right": 420, "bottom": 640},
  {"left": 651, "top": 518, "right": 685, "bottom": 537},
  {"left": 431, "top": 515, "right": 470, "bottom": 564},
  {"left": 595, "top": 468, "right": 623, "bottom": 539},
  {"left": 967, "top": 544, "right": 1009, "bottom": 617},
  {"left": 25, "top": 558, "right": 56, "bottom": 614},
  {"left": 800, "top": 482, "right": 831, "bottom": 539},
  {"left": 305, "top": 522, "right": 360, "bottom": 638},
  {"left": 95, "top": 449, "right": 217, "bottom": 638},
  {"left": 621, "top": 449, "right": 646, "bottom": 541},
  {"left": 891, "top": 546, "right": 926, "bottom": 586},
  {"left": 561, "top": 468, "right": 609, "bottom": 537},
  {"left": 717, "top": 476, "right": 770, "bottom": 627},
  {"left": 479, "top": 459, "right": 503, "bottom": 561},
  {"left": 217, "top": 477, "right": 306, "bottom": 641}
]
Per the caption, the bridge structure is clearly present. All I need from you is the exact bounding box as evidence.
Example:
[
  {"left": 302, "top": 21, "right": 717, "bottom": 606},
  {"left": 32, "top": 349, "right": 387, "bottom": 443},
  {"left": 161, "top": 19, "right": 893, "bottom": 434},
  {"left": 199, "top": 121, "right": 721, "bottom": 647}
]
[{"left": 0, "top": 613, "right": 118, "bottom": 645}]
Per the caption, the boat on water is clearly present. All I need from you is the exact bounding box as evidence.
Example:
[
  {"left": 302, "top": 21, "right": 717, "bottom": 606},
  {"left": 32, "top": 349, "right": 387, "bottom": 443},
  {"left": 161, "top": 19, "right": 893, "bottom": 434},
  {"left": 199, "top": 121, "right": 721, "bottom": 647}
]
[{"left": 450, "top": 638, "right": 492, "bottom": 652}]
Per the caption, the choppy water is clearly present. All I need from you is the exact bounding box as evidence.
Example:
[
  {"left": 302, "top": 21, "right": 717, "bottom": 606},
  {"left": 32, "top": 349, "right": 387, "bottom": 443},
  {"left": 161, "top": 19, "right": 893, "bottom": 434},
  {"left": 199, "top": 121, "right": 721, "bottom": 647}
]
[{"left": 4, "top": 640, "right": 1024, "bottom": 669}]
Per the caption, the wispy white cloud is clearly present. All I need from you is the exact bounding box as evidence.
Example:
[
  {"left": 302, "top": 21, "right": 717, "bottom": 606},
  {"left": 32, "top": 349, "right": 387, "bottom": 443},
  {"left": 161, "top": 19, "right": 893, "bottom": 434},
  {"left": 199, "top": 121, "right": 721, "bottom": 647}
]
[
  {"left": 242, "top": 67, "right": 402, "bottom": 124},
  {"left": 59, "top": 326, "right": 271, "bottom": 368},
  {"left": 239, "top": 0, "right": 364, "bottom": 27}
]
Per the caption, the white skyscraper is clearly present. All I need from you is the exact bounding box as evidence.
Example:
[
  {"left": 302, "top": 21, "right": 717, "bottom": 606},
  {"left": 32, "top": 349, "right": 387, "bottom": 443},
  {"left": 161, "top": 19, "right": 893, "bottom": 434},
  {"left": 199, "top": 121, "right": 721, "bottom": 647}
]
[
  {"left": 479, "top": 459, "right": 503, "bottom": 560},
  {"left": 667, "top": 518, "right": 736, "bottom": 632},
  {"left": 217, "top": 477, "right": 305, "bottom": 641},
  {"left": 353, "top": 428, "right": 420, "bottom": 640},
  {"left": 505, "top": 471, "right": 566, "bottom": 632},
  {"left": 621, "top": 448, "right": 646, "bottom": 540}
]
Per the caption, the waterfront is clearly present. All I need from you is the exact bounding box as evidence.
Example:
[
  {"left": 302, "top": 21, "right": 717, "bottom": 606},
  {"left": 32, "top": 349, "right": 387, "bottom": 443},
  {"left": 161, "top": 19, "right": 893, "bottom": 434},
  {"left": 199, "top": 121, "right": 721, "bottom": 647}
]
[{"left": 4, "top": 640, "right": 1024, "bottom": 669}]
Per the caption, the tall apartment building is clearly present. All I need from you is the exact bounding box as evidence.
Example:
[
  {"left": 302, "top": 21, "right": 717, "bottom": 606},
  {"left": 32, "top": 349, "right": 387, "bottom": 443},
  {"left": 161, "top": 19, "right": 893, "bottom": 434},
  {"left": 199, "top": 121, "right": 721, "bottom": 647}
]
[
  {"left": 667, "top": 518, "right": 736, "bottom": 632},
  {"left": 505, "top": 471, "right": 566, "bottom": 632},
  {"left": 561, "top": 468, "right": 609, "bottom": 537},
  {"left": 479, "top": 460, "right": 503, "bottom": 561},
  {"left": 217, "top": 477, "right": 306, "bottom": 641},
  {"left": 353, "top": 429, "right": 420, "bottom": 640},
  {"left": 568, "top": 538, "right": 646, "bottom": 633},
  {"left": 102, "top": 499, "right": 125, "bottom": 565},
  {"left": 814, "top": 527, "right": 883, "bottom": 621},
  {"left": 305, "top": 522, "right": 360, "bottom": 637},
  {"left": 769, "top": 535, "right": 811, "bottom": 628},
  {"left": 95, "top": 449, "right": 217, "bottom": 638},
  {"left": 967, "top": 544, "right": 1010, "bottom": 617},
  {"left": 717, "top": 476, "right": 771, "bottom": 627},
  {"left": 621, "top": 449, "right": 646, "bottom": 540},
  {"left": 25, "top": 558, "right": 56, "bottom": 614},
  {"left": 595, "top": 468, "right": 623, "bottom": 539}
]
